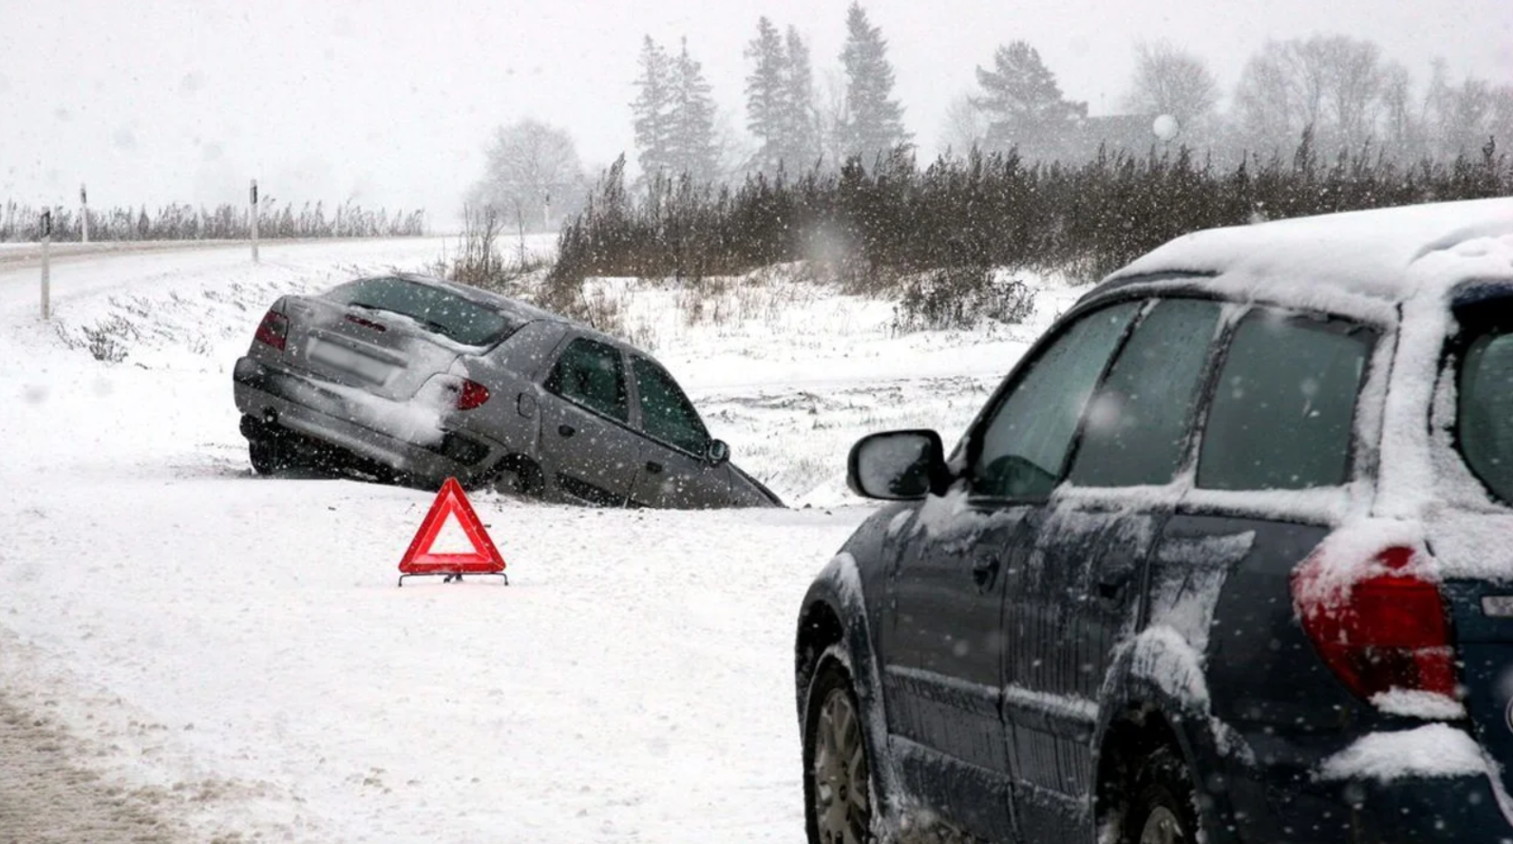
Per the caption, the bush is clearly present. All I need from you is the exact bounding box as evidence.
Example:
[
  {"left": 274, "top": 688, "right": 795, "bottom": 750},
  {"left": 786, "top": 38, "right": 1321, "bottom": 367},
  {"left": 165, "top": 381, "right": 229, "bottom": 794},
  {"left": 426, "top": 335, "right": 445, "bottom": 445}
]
[
  {"left": 550, "top": 137, "right": 1513, "bottom": 294},
  {"left": 892, "top": 267, "right": 1035, "bottom": 333}
]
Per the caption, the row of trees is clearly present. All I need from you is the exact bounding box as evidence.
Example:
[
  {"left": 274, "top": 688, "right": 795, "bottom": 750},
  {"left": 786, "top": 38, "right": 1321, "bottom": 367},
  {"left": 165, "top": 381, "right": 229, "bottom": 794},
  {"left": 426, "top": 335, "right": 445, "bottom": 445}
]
[
  {"left": 548, "top": 139, "right": 1513, "bottom": 298},
  {"left": 961, "top": 35, "right": 1513, "bottom": 167},
  {"left": 634, "top": 3, "right": 909, "bottom": 182},
  {"left": 470, "top": 2, "right": 913, "bottom": 232},
  {"left": 0, "top": 200, "right": 425, "bottom": 242},
  {"left": 465, "top": 11, "right": 1510, "bottom": 241}
]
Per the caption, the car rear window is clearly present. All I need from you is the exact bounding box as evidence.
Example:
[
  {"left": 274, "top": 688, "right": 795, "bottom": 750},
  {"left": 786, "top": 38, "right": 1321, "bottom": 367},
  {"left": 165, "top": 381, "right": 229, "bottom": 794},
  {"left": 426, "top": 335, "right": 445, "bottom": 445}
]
[
  {"left": 1458, "top": 329, "right": 1513, "bottom": 504},
  {"left": 331, "top": 277, "right": 518, "bottom": 346},
  {"left": 1197, "top": 309, "right": 1373, "bottom": 491}
]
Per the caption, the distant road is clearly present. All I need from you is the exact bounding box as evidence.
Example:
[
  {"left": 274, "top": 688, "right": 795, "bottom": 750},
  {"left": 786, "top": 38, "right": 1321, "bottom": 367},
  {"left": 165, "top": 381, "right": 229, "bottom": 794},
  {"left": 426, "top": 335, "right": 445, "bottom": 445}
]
[{"left": 0, "top": 238, "right": 410, "bottom": 272}]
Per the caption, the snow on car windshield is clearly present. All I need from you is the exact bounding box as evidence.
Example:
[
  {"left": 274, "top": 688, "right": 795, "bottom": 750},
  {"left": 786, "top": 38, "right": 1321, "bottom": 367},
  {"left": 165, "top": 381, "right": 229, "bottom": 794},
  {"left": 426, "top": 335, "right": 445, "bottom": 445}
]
[{"left": 330, "top": 276, "right": 518, "bottom": 346}]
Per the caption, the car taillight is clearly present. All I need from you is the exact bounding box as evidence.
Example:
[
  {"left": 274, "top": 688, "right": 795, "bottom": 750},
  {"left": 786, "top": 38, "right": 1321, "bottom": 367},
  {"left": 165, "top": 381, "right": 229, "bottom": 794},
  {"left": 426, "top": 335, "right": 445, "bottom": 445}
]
[
  {"left": 255, "top": 309, "right": 289, "bottom": 351},
  {"left": 456, "top": 379, "right": 490, "bottom": 411},
  {"left": 1292, "top": 545, "right": 1456, "bottom": 700}
]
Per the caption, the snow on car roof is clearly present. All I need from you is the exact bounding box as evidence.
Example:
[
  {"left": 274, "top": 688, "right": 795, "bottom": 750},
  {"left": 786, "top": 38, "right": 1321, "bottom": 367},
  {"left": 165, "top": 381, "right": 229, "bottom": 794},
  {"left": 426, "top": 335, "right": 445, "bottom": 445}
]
[{"left": 1097, "top": 198, "right": 1513, "bottom": 311}]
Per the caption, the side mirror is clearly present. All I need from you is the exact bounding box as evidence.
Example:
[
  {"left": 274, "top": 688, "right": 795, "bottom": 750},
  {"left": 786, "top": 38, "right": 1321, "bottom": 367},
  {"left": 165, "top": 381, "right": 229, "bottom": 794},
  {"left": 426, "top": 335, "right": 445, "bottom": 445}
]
[
  {"left": 847, "top": 429, "right": 948, "bottom": 501},
  {"left": 706, "top": 439, "right": 731, "bottom": 466}
]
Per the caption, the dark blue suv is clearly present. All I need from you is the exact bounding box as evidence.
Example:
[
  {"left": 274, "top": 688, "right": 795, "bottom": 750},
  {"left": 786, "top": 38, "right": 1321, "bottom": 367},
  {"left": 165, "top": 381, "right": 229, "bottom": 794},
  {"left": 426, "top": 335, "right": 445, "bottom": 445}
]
[{"left": 795, "top": 198, "right": 1513, "bottom": 843}]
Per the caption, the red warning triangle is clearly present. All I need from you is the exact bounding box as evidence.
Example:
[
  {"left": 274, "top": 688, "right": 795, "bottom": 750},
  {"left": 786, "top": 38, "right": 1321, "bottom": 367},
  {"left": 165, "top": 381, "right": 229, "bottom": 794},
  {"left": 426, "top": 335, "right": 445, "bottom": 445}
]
[{"left": 398, "top": 477, "right": 505, "bottom": 575}]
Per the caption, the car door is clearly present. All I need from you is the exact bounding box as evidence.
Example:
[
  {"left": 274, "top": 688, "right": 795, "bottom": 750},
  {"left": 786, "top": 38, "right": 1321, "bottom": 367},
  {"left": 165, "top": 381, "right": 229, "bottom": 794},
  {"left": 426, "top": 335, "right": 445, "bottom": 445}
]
[
  {"left": 626, "top": 356, "right": 730, "bottom": 509},
  {"left": 879, "top": 299, "right": 1142, "bottom": 841},
  {"left": 536, "top": 335, "right": 640, "bottom": 506},
  {"left": 1000, "top": 298, "right": 1224, "bottom": 841}
]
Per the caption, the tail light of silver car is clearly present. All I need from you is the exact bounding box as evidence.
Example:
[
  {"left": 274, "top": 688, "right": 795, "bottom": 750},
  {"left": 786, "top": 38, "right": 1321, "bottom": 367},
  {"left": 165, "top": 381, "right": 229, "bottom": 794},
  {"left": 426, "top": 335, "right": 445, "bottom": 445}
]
[
  {"left": 456, "top": 379, "right": 491, "bottom": 411},
  {"left": 1292, "top": 545, "right": 1456, "bottom": 701},
  {"left": 254, "top": 308, "right": 289, "bottom": 351}
]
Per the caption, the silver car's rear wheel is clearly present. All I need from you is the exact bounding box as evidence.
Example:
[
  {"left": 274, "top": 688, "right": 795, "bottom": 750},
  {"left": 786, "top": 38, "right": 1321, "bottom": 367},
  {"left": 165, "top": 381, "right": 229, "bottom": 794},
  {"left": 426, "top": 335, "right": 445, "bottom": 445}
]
[
  {"left": 804, "top": 657, "right": 872, "bottom": 844},
  {"left": 248, "top": 439, "right": 288, "bottom": 475}
]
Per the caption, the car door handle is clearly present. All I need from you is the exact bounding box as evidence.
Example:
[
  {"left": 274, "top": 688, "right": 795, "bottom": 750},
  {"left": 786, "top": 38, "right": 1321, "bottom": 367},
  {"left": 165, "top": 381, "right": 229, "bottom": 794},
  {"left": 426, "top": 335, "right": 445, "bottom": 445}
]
[
  {"left": 558, "top": 424, "right": 575, "bottom": 438},
  {"left": 645, "top": 461, "right": 663, "bottom": 475},
  {"left": 971, "top": 553, "right": 1001, "bottom": 592}
]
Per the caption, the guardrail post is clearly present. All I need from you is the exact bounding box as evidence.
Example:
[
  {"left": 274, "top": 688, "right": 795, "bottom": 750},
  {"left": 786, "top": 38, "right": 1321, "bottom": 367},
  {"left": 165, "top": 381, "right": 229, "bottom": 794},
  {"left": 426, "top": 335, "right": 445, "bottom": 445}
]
[{"left": 40, "top": 210, "right": 52, "bottom": 320}]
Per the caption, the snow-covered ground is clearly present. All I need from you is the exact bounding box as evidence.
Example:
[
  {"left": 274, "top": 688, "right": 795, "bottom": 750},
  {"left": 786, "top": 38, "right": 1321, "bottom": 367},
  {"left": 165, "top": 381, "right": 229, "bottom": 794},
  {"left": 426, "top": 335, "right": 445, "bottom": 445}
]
[{"left": 0, "top": 237, "right": 1083, "bottom": 841}]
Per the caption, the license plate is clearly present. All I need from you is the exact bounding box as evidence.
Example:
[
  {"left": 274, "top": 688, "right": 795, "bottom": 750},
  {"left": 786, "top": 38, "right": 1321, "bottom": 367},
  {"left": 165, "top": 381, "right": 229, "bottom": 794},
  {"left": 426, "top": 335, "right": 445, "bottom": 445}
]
[{"left": 308, "top": 339, "right": 392, "bottom": 384}]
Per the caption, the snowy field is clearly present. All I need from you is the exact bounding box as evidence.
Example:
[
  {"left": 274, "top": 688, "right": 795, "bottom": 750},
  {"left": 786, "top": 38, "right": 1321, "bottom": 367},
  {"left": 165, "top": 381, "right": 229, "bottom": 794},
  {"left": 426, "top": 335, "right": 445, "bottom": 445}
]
[{"left": 0, "top": 237, "right": 1084, "bottom": 841}]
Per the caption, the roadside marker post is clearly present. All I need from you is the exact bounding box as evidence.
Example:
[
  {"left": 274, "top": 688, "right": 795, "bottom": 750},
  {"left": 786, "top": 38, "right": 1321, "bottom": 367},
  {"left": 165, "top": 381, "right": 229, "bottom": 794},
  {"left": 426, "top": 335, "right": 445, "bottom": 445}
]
[
  {"left": 80, "top": 184, "right": 89, "bottom": 244},
  {"left": 397, "top": 477, "right": 508, "bottom": 587},
  {"left": 249, "top": 179, "right": 260, "bottom": 263},
  {"left": 40, "top": 210, "right": 51, "bottom": 320}
]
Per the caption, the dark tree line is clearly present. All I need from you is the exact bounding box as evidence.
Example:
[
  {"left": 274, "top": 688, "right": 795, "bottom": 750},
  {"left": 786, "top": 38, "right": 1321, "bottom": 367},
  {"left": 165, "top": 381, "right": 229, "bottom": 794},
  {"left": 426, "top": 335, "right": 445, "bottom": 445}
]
[
  {"left": 0, "top": 201, "right": 426, "bottom": 242},
  {"left": 549, "top": 137, "right": 1513, "bottom": 298}
]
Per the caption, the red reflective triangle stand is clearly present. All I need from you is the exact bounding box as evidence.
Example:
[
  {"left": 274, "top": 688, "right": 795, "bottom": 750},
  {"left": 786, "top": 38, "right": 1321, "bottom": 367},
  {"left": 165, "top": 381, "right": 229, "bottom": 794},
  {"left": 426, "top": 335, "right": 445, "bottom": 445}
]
[{"left": 397, "top": 477, "right": 508, "bottom": 587}]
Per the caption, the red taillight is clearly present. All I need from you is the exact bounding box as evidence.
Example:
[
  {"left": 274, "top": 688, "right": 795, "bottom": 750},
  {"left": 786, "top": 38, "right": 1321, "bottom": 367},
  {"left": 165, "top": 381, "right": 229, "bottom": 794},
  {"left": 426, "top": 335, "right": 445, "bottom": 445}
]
[
  {"left": 456, "top": 379, "right": 490, "bottom": 411},
  {"left": 1292, "top": 545, "right": 1456, "bottom": 700},
  {"left": 255, "top": 309, "right": 289, "bottom": 351}
]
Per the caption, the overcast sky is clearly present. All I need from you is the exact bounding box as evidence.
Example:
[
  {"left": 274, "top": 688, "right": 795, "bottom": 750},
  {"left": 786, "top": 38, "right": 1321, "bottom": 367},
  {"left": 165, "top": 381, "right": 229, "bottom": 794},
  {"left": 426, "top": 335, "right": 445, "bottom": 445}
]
[{"left": 4, "top": 0, "right": 1510, "bottom": 223}]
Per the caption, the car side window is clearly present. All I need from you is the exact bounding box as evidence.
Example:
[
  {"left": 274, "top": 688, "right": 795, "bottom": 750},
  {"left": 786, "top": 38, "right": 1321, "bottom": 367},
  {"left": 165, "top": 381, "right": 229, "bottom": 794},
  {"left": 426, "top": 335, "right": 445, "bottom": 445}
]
[
  {"left": 1196, "top": 309, "right": 1372, "bottom": 490},
  {"left": 545, "top": 337, "right": 629, "bottom": 423},
  {"left": 632, "top": 357, "right": 709, "bottom": 454},
  {"left": 1068, "top": 299, "right": 1221, "bottom": 487},
  {"left": 971, "top": 301, "right": 1140, "bottom": 499}
]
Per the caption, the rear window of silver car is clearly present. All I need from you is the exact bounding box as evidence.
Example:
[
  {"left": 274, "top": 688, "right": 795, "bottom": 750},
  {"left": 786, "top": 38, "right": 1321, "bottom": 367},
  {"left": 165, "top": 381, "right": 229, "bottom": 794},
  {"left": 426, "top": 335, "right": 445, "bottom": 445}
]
[{"left": 331, "top": 277, "right": 519, "bottom": 346}]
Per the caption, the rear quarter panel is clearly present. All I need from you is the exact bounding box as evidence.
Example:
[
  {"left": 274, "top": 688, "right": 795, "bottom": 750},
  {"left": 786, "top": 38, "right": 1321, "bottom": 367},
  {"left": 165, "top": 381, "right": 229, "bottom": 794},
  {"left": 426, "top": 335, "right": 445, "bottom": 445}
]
[{"left": 452, "top": 320, "right": 568, "bottom": 463}]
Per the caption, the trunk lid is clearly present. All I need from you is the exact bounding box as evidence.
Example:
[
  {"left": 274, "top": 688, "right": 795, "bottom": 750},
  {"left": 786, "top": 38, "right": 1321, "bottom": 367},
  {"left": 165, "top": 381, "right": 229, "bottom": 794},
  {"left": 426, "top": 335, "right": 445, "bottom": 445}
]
[{"left": 282, "top": 294, "right": 464, "bottom": 401}]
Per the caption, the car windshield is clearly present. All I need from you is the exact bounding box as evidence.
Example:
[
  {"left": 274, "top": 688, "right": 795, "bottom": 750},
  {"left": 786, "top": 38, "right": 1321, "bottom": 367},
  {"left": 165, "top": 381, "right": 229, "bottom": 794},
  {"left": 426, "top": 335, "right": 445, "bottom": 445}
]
[
  {"left": 330, "top": 277, "right": 518, "bottom": 346},
  {"left": 1459, "top": 327, "right": 1513, "bottom": 504}
]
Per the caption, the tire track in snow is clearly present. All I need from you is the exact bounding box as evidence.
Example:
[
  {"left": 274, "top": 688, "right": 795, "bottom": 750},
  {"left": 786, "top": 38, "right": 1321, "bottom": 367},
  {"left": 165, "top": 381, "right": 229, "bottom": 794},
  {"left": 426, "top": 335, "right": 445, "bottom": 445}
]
[{"left": 0, "top": 692, "right": 186, "bottom": 844}]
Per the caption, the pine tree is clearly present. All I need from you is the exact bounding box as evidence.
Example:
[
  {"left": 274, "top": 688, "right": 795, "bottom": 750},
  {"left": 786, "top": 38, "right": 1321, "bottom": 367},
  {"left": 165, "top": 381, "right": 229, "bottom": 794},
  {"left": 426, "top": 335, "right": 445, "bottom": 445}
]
[
  {"left": 631, "top": 36, "right": 675, "bottom": 180},
  {"left": 973, "top": 41, "right": 1085, "bottom": 125},
  {"left": 745, "top": 17, "right": 789, "bottom": 174},
  {"left": 668, "top": 38, "right": 720, "bottom": 183},
  {"left": 783, "top": 26, "right": 819, "bottom": 169},
  {"left": 838, "top": 2, "right": 909, "bottom": 163}
]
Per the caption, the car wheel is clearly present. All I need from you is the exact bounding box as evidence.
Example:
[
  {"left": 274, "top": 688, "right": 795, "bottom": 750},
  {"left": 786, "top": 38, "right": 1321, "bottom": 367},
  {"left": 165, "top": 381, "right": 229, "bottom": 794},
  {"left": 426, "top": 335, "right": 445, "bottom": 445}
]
[
  {"left": 493, "top": 457, "right": 543, "bottom": 498},
  {"left": 248, "top": 439, "right": 288, "bottom": 475},
  {"left": 1121, "top": 746, "right": 1198, "bottom": 844},
  {"left": 804, "top": 654, "right": 873, "bottom": 844}
]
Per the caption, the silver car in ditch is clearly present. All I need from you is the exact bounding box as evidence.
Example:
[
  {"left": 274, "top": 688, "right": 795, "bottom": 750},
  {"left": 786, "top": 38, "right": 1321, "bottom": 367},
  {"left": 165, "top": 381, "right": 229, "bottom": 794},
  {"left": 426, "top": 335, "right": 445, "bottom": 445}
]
[{"left": 231, "top": 273, "right": 780, "bottom": 508}]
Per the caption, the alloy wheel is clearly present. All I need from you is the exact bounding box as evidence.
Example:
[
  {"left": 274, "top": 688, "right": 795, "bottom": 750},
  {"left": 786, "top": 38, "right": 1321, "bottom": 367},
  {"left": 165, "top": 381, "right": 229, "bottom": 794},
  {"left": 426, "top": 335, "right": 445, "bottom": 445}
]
[
  {"left": 1139, "top": 805, "right": 1185, "bottom": 844},
  {"left": 812, "top": 685, "right": 870, "bottom": 844}
]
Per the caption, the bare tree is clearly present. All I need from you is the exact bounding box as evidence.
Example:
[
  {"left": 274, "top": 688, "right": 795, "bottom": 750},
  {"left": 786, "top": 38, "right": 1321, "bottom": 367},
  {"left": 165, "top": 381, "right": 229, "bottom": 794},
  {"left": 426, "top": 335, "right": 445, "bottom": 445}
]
[
  {"left": 938, "top": 94, "right": 987, "bottom": 157},
  {"left": 1379, "top": 62, "right": 1420, "bottom": 157},
  {"left": 468, "top": 119, "right": 586, "bottom": 231},
  {"left": 1320, "top": 37, "right": 1385, "bottom": 150},
  {"left": 1122, "top": 41, "right": 1219, "bottom": 129},
  {"left": 1233, "top": 35, "right": 1389, "bottom": 156}
]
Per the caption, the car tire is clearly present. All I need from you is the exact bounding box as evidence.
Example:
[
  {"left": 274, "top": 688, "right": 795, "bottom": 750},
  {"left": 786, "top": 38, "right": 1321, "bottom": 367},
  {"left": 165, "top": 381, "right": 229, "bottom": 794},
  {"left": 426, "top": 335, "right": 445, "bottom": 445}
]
[
  {"left": 1120, "top": 745, "right": 1198, "bottom": 844},
  {"left": 493, "top": 457, "right": 543, "bottom": 498},
  {"left": 803, "top": 652, "right": 875, "bottom": 844},
  {"left": 248, "top": 438, "right": 289, "bottom": 475}
]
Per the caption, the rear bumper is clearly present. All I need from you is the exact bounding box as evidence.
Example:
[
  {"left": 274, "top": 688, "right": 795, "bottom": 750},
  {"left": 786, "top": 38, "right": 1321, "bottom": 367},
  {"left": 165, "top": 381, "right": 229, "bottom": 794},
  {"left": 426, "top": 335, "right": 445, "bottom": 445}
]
[
  {"left": 1206, "top": 727, "right": 1513, "bottom": 843},
  {"left": 232, "top": 356, "right": 496, "bottom": 485}
]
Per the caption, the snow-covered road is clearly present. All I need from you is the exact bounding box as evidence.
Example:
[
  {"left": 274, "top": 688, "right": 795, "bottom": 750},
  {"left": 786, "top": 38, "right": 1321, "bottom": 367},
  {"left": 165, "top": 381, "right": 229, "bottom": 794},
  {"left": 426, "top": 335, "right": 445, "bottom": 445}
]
[{"left": 0, "top": 237, "right": 1074, "bottom": 841}]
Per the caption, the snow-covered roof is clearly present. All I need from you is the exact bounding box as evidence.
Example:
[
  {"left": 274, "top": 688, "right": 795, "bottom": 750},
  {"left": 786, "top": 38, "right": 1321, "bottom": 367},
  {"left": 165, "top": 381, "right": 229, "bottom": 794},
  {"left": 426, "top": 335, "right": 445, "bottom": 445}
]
[{"left": 1098, "top": 198, "right": 1513, "bottom": 309}]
